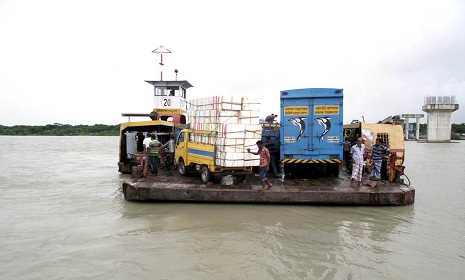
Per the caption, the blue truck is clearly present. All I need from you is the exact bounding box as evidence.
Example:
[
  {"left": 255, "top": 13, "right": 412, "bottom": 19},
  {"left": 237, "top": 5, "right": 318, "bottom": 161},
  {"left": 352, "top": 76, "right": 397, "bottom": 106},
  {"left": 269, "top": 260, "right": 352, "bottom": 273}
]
[{"left": 278, "top": 88, "right": 344, "bottom": 179}]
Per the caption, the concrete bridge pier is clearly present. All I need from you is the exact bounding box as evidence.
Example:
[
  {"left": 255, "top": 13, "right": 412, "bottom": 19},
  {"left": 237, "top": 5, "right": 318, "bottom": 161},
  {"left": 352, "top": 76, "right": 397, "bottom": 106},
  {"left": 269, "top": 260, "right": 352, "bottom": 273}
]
[
  {"left": 402, "top": 114, "right": 424, "bottom": 140},
  {"left": 422, "top": 96, "right": 459, "bottom": 142}
]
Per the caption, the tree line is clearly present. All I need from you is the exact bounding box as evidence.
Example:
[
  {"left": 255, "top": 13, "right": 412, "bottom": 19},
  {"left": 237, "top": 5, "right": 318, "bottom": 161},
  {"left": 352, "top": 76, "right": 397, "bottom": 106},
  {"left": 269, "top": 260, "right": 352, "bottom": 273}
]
[
  {"left": 418, "top": 123, "right": 465, "bottom": 139},
  {"left": 0, "top": 123, "right": 120, "bottom": 136},
  {"left": 451, "top": 123, "right": 465, "bottom": 140},
  {"left": 451, "top": 123, "right": 465, "bottom": 134},
  {"left": 0, "top": 122, "right": 464, "bottom": 137}
]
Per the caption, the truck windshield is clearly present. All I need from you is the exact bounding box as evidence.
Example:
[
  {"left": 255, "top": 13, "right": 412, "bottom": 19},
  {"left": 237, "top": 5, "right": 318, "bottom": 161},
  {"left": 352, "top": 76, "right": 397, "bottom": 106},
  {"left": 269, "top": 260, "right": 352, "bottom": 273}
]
[{"left": 177, "top": 132, "right": 185, "bottom": 146}]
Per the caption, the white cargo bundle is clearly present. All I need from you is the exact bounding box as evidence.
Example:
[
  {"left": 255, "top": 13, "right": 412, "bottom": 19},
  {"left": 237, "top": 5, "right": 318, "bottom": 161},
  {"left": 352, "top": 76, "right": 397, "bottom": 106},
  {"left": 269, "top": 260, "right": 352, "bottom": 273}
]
[
  {"left": 188, "top": 95, "right": 262, "bottom": 167},
  {"left": 215, "top": 158, "right": 245, "bottom": 167},
  {"left": 190, "top": 96, "right": 243, "bottom": 111},
  {"left": 216, "top": 137, "right": 244, "bottom": 146},
  {"left": 216, "top": 151, "right": 246, "bottom": 160},
  {"left": 238, "top": 110, "right": 260, "bottom": 125},
  {"left": 243, "top": 159, "right": 261, "bottom": 167}
]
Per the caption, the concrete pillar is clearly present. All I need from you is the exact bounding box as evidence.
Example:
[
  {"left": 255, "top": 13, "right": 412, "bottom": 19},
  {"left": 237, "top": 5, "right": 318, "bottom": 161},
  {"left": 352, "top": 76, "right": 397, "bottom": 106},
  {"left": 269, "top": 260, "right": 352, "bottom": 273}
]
[
  {"left": 404, "top": 117, "right": 410, "bottom": 140},
  {"left": 422, "top": 104, "right": 459, "bottom": 142},
  {"left": 415, "top": 117, "right": 421, "bottom": 140},
  {"left": 402, "top": 114, "right": 424, "bottom": 141}
]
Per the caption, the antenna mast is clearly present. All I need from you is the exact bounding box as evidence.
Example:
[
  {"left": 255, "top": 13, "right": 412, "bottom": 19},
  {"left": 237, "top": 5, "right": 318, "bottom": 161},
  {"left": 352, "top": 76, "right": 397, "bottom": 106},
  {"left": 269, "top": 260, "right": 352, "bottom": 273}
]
[{"left": 151, "top": 45, "right": 172, "bottom": 81}]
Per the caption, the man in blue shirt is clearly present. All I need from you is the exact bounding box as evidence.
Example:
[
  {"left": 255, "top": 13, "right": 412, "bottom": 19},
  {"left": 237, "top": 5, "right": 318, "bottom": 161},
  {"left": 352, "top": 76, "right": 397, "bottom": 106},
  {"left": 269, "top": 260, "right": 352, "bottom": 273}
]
[{"left": 368, "top": 138, "right": 390, "bottom": 186}]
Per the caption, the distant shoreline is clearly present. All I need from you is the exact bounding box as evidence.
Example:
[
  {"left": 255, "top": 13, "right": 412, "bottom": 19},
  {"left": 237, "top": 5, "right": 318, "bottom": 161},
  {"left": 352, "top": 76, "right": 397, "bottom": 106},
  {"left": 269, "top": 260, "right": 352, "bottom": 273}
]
[
  {"left": 0, "top": 124, "right": 119, "bottom": 136},
  {"left": 1, "top": 123, "right": 463, "bottom": 138}
]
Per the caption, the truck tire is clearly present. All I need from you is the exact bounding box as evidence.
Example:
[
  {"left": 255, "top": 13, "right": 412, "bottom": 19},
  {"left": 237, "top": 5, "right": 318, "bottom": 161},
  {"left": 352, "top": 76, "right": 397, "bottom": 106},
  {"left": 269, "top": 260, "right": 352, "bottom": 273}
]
[
  {"left": 200, "top": 166, "right": 210, "bottom": 183},
  {"left": 178, "top": 158, "right": 188, "bottom": 176},
  {"left": 236, "top": 175, "right": 246, "bottom": 182}
]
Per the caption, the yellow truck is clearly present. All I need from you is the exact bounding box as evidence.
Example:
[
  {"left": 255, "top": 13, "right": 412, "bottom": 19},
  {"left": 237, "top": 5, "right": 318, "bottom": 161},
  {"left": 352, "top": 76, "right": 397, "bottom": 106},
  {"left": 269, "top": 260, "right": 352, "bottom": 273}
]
[{"left": 175, "top": 129, "right": 255, "bottom": 183}]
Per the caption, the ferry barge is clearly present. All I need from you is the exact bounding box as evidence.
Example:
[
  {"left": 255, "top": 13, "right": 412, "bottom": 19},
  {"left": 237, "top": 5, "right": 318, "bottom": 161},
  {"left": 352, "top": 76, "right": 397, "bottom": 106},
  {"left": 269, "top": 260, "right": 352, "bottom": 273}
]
[
  {"left": 120, "top": 48, "right": 415, "bottom": 205},
  {"left": 122, "top": 167, "right": 414, "bottom": 206}
]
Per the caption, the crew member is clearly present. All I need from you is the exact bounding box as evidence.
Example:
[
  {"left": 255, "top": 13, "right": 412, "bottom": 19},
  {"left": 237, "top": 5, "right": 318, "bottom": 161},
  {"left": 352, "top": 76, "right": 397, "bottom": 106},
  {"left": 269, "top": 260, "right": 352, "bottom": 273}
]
[
  {"left": 247, "top": 140, "right": 273, "bottom": 191},
  {"left": 148, "top": 134, "right": 161, "bottom": 176},
  {"left": 265, "top": 114, "right": 277, "bottom": 123}
]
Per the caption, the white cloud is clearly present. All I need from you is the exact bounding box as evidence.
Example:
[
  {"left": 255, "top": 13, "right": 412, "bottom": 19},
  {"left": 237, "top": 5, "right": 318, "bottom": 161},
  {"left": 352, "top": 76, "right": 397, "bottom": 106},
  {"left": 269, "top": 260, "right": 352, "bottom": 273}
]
[{"left": 0, "top": 0, "right": 464, "bottom": 125}]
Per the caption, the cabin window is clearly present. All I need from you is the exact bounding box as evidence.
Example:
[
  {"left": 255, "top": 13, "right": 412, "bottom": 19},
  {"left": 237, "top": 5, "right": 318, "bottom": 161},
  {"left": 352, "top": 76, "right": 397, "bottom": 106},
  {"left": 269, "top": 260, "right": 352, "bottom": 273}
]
[
  {"left": 155, "top": 87, "right": 179, "bottom": 96},
  {"left": 181, "top": 88, "right": 186, "bottom": 99},
  {"left": 177, "top": 132, "right": 185, "bottom": 146},
  {"left": 376, "top": 133, "right": 389, "bottom": 146},
  {"left": 155, "top": 88, "right": 165, "bottom": 96},
  {"left": 136, "top": 132, "right": 145, "bottom": 152}
]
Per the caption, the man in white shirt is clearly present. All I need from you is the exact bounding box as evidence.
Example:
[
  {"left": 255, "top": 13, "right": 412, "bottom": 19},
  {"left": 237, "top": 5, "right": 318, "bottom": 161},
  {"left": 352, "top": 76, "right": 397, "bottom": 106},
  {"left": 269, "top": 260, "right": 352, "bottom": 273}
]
[
  {"left": 350, "top": 138, "right": 366, "bottom": 187},
  {"left": 142, "top": 133, "right": 153, "bottom": 153},
  {"left": 161, "top": 135, "right": 176, "bottom": 168}
]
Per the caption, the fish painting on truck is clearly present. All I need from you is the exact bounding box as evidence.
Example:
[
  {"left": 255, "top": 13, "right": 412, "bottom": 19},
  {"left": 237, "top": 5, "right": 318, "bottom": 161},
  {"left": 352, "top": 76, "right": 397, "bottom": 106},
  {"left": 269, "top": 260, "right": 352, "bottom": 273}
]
[{"left": 280, "top": 88, "right": 344, "bottom": 179}]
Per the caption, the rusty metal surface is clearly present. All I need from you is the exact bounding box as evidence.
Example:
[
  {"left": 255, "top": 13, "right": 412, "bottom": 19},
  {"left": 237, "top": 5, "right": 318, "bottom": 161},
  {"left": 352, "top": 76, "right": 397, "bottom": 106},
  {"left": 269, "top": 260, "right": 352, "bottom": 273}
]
[{"left": 123, "top": 167, "right": 415, "bottom": 206}]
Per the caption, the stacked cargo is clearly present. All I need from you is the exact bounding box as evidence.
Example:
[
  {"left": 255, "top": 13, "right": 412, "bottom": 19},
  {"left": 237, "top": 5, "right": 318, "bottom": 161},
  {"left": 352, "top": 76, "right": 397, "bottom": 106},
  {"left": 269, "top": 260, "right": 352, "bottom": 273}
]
[{"left": 188, "top": 96, "right": 262, "bottom": 167}]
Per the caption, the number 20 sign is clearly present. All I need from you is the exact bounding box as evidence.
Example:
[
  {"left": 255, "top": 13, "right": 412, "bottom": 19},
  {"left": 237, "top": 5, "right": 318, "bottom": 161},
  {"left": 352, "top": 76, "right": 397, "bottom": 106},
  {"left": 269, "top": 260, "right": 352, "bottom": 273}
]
[{"left": 162, "top": 98, "right": 172, "bottom": 107}]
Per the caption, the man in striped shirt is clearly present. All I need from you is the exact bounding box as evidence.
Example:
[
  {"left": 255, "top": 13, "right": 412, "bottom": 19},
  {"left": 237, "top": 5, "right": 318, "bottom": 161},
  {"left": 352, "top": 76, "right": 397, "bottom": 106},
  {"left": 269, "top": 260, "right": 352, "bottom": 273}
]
[
  {"left": 148, "top": 134, "right": 161, "bottom": 176},
  {"left": 368, "top": 138, "right": 390, "bottom": 186}
]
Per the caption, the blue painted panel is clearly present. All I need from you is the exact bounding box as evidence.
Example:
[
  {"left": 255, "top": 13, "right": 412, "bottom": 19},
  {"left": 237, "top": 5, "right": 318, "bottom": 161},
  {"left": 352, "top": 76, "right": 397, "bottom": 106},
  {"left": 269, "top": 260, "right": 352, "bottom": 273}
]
[
  {"left": 188, "top": 148, "right": 214, "bottom": 158},
  {"left": 280, "top": 88, "right": 343, "bottom": 160}
]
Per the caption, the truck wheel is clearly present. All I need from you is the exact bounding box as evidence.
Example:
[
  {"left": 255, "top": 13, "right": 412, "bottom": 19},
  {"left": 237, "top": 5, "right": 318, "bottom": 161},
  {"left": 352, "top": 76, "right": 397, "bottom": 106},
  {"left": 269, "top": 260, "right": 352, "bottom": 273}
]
[
  {"left": 331, "top": 163, "right": 339, "bottom": 177},
  {"left": 178, "top": 158, "right": 188, "bottom": 176},
  {"left": 200, "top": 166, "right": 210, "bottom": 183},
  {"left": 236, "top": 175, "right": 246, "bottom": 182}
]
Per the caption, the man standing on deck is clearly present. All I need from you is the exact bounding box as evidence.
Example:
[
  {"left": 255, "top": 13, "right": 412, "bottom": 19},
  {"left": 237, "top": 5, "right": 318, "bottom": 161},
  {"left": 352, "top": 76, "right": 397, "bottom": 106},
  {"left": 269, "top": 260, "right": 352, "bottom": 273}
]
[
  {"left": 367, "top": 138, "right": 390, "bottom": 186},
  {"left": 161, "top": 135, "right": 176, "bottom": 169},
  {"left": 143, "top": 133, "right": 152, "bottom": 153},
  {"left": 247, "top": 140, "right": 273, "bottom": 191},
  {"left": 148, "top": 134, "right": 161, "bottom": 176},
  {"left": 264, "top": 136, "right": 279, "bottom": 178},
  {"left": 350, "top": 138, "right": 366, "bottom": 187},
  {"left": 343, "top": 137, "right": 351, "bottom": 172},
  {"left": 142, "top": 133, "right": 153, "bottom": 175},
  {"left": 143, "top": 132, "right": 158, "bottom": 152}
]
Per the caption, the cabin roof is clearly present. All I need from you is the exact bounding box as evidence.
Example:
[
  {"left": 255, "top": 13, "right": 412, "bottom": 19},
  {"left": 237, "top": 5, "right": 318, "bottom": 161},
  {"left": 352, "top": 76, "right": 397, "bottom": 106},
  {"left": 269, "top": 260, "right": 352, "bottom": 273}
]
[{"left": 144, "top": 80, "right": 193, "bottom": 89}]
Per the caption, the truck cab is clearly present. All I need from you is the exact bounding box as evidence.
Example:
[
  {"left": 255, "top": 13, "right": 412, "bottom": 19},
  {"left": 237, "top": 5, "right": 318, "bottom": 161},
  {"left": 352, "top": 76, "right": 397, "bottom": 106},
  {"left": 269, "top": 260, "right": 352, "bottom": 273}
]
[{"left": 175, "top": 129, "right": 253, "bottom": 183}]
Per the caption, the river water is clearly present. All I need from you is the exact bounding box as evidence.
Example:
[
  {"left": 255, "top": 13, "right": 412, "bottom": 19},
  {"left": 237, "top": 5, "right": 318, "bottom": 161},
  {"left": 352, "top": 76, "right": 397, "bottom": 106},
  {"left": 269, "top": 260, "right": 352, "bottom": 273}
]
[{"left": 0, "top": 136, "right": 463, "bottom": 280}]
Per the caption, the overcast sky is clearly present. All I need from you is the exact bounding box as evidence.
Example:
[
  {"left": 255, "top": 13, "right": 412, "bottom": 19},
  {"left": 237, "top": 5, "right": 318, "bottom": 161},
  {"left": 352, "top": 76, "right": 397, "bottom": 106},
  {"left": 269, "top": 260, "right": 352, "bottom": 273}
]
[{"left": 1, "top": 0, "right": 464, "bottom": 126}]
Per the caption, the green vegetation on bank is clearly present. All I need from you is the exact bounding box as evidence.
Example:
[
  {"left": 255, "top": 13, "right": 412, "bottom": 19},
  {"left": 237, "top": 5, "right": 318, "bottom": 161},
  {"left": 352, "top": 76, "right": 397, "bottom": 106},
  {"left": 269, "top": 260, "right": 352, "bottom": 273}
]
[
  {"left": 0, "top": 123, "right": 120, "bottom": 136},
  {"left": 419, "top": 123, "right": 465, "bottom": 140},
  {"left": 451, "top": 123, "right": 465, "bottom": 134},
  {"left": 0, "top": 123, "right": 464, "bottom": 137},
  {"left": 416, "top": 123, "right": 465, "bottom": 134},
  {"left": 451, "top": 123, "right": 465, "bottom": 140}
]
